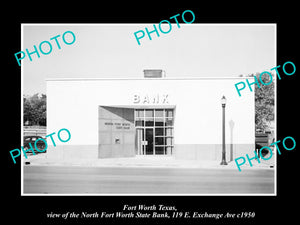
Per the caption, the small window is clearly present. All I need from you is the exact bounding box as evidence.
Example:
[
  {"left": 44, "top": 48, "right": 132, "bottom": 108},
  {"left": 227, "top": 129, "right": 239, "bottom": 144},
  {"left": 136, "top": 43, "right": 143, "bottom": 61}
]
[
  {"left": 155, "top": 147, "right": 165, "bottom": 155},
  {"left": 145, "top": 109, "right": 154, "bottom": 117},
  {"left": 135, "top": 120, "right": 144, "bottom": 127},
  {"left": 135, "top": 109, "right": 144, "bottom": 118},
  {"left": 155, "top": 128, "right": 164, "bottom": 136},
  {"left": 165, "top": 109, "right": 173, "bottom": 117},
  {"left": 166, "top": 146, "right": 173, "bottom": 154},
  {"left": 166, "top": 137, "right": 173, "bottom": 145},
  {"left": 155, "top": 117, "right": 164, "bottom": 126},
  {"left": 145, "top": 121, "right": 154, "bottom": 126},
  {"left": 155, "top": 137, "right": 165, "bottom": 145},
  {"left": 155, "top": 109, "right": 164, "bottom": 117},
  {"left": 165, "top": 128, "right": 173, "bottom": 136},
  {"left": 166, "top": 118, "right": 173, "bottom": 126},
  {"left": 145, "top": 118, "right": 154, "bottom": 126}
]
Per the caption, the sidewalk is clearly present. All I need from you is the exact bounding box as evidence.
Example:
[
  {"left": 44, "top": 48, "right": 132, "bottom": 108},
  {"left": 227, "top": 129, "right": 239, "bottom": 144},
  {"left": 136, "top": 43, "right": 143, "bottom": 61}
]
[{"left": 24, "top": 154, "right": 274, "bottom": 170}]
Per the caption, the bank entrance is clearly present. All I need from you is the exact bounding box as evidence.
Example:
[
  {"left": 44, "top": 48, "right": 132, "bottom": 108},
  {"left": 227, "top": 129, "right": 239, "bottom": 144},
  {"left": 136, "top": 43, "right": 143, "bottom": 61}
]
[{"left": 135, "top": 108, "right": 174, "bottom": 155}]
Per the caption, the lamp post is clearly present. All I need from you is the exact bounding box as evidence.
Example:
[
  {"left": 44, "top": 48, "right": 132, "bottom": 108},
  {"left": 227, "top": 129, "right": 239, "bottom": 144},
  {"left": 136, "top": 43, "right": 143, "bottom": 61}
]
[{"left": 220, "top": 96, "right": 228, "bottom": 165}]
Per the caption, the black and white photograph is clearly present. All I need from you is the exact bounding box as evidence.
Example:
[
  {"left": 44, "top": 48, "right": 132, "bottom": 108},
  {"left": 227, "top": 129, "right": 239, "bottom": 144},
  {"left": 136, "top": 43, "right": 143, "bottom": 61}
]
[
  {"left": 21, "top": 24, "right": 276, "bottom": 195},
  {"left": 4, "top": 4, "right": 298, "bottom": 225}
]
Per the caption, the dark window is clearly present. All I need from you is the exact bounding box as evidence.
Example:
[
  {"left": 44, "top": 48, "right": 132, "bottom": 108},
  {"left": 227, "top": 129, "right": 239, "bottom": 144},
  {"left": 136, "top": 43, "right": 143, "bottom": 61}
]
[
  {"left": 145, "top": 118, "right": 154, "bottom": 126},
  {"left": 155, "top": 128, "right": 164, "bottom": 136},
  {"left": 155, "top": 137, "right": 165, "bottom": 145}
]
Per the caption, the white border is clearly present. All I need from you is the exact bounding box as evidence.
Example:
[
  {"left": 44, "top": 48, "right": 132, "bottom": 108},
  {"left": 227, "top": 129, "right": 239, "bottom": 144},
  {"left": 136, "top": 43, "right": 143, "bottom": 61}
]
[
  {"left": 274, "top": 23, "right": 277, "bottom": 195},
  {"left": 21, "top": 24, "right": 24, "bottom": 195},
  {"left": 21, "top": 23, "right": 277, "bottom": 196}
]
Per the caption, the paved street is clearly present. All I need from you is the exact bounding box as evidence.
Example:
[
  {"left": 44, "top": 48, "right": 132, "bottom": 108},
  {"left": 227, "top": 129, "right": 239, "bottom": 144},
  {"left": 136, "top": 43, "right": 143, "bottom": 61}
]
[{"left": 23, "top": 166, "right": 274, "bottom": 194}]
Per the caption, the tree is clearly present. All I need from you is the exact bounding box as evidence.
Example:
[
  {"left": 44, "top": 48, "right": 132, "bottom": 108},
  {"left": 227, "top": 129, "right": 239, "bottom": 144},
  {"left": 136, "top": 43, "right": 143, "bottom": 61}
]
[
  {"left": 23, "top": 93, "right": 46, "bottom": 126},
  {"left": 247, "top": 72, "right": 275, "bottom": 133}
]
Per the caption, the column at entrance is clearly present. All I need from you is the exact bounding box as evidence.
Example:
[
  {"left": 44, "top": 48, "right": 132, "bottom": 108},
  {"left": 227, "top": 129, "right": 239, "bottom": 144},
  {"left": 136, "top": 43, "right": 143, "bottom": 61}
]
[{"left": 136, "top": 128, "right": 144, "bottom": 155}]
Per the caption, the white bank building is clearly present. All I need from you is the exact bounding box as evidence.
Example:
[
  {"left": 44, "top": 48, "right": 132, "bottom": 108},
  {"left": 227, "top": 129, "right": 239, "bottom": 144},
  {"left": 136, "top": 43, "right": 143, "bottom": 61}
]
[{"left": 46, "top": 70, "right": 255, "bottom": 161}]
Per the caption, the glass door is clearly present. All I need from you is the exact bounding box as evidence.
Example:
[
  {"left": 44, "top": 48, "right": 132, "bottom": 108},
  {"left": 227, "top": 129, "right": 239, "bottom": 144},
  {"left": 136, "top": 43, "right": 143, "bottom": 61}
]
[{"left": 145, "top": 128, "right": 154, "bottom": 155}]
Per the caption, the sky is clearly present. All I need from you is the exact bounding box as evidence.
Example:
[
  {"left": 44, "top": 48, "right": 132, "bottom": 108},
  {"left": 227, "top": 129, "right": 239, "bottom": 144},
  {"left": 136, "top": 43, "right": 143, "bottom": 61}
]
[{"left": 22, "top": 24, "right": 276, "bottom": 95}]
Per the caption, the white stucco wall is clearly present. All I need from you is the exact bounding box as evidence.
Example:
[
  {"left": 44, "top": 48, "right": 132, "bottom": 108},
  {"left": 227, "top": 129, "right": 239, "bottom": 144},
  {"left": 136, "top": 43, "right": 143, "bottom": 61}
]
[{"left": 46, "top": 77, "right": 255, "bottom": 148}]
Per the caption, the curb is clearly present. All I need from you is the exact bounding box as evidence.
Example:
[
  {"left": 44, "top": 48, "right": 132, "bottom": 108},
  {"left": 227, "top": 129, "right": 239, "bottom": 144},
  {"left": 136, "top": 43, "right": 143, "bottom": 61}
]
[{"left": 23, "top": 159, "right": 274, "bottom": 170}]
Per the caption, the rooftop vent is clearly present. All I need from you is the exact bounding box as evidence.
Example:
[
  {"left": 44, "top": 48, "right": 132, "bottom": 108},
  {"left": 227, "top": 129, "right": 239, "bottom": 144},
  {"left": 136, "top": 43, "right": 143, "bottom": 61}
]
[{"left": 143, "top": 69, "right": 165, "bottom": 78}]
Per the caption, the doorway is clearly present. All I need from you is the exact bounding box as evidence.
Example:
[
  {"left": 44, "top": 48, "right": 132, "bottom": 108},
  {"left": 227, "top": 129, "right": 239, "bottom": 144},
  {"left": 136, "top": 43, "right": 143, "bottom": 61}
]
[
  {"left": 145, "top": 128, "right": 154, "bottom": 155},
  {"left": 135, "top": 108, "right": 174, "bottom": 155}
]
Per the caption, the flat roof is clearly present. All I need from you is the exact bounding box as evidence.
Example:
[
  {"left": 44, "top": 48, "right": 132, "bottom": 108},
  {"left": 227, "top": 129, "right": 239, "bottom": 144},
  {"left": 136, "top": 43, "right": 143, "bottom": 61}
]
[
  {"left": 100, "top": 105, "right": 176, "bottom": 109},
  {"left": 46, "top": 77, "right": 253, "bottom": 81}
]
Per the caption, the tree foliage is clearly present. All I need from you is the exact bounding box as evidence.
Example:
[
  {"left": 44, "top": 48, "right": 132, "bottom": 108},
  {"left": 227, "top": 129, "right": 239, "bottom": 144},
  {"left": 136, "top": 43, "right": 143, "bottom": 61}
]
[
  {"left": 247, "top": 72, "right": 275, "bottom": 132},
  {"left": 24, "top": 93, "right": 46, "bottom": 126}
]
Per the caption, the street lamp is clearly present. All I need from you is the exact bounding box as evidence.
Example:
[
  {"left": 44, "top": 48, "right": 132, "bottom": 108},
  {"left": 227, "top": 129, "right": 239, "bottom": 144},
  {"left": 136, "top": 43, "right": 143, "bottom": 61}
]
[{"left": 220, "top": 96, "right": 228, "bottom": 165}]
